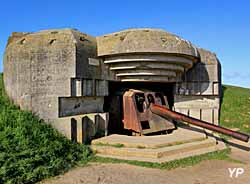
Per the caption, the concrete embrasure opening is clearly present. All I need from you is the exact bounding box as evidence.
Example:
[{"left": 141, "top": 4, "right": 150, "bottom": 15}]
[
  {"left": 71, "top": 118, "right": 77, "bottom": 142},
  {"left": 104, "top": 81, "right": 174, "bottom": 135}
]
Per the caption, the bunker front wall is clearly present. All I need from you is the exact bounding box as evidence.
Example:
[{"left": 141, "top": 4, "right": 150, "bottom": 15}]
[
  {"left": 173, "top": 48, "right": 221, "bottom": 125},
  {"left": 3, "top": 29, "right": 109, "bottom": 140},
  {"left": 55, "top": 113, "right": 109, "bottom": 143},
  {"left": 3, "top": 30, "right": 76, "bottom": 121}
]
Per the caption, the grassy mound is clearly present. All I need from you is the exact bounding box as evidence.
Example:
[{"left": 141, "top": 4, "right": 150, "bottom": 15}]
[
  {"left": 0, "top": 73, "right": 92, "bottom": 184},
  {"left": 220, "top": 85, "right": 250, "bottom": 133}
]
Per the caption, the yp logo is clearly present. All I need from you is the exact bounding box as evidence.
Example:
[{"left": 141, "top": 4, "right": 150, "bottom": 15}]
[{"left": 228, "top": 168, "right": 244, "bottom": 178}]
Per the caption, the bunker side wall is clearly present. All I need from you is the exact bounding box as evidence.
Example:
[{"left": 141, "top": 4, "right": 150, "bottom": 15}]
[{"left": 173, "top": 48, "right": 221, "bottom": 125}]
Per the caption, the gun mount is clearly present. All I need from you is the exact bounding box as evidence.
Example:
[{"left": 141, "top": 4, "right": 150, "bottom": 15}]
[{"left": 122, "top": 89, "right": 249, "bottom": 142}]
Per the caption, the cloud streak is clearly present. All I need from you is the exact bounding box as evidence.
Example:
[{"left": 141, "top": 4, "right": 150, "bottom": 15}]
[
  {"left": 223, "top": 72, "right": 250, "bottom": 88},
  {"left": 223, "top": 72, "right": 250, "bottom": 80}
]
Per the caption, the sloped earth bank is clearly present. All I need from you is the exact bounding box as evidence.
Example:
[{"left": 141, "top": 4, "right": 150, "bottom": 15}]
[{"left": 42, "top": 139, "right": 250, "bottom": 184}]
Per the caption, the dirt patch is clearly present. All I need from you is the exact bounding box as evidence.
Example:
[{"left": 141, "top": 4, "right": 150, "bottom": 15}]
[
  {"left": 42, "top": 139, "right": 250, "bottom": 184},
  {"left": 42, "top": 161, "right": 249, "bottom": 184}
]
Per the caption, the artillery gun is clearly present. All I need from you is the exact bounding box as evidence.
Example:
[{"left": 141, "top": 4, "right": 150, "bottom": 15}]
[{"left": 122, "top": 89, "right": 249, "bottom": 142}]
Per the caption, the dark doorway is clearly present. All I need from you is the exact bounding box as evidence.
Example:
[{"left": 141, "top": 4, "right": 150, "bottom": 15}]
[{"left": 71, "top": 118, "right": 77, "bottom": 142}]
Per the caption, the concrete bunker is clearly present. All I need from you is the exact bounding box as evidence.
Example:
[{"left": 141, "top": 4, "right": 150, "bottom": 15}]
[{"left": 4, "top": 28, "right": 222, "bottom": 143}]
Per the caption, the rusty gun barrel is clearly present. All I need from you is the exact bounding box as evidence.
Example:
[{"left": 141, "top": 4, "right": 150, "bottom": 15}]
[{"left": 150, "top": 104, "right": 250, "bottom": 142}]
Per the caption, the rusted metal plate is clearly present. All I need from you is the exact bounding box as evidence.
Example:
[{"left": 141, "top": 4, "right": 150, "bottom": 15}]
[{"left": 122, "top": 89, "right": 175, "bottom": 135}]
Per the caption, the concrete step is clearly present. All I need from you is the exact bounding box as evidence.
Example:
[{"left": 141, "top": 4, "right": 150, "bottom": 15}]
[
  {"left": 92, "top": 128, "right": 207, "bottom": 149},
  {"left": 92, "top": 138, "right": 214, "bottom": 158},
  {"left": 91, "top": 138, "right": 226, "bottom": 163},
  {"left": 91, "top": 127, "right": 227, "bottom": 163},
  {"left": 94, "top": 140, "right": 226, "bottom": 163}
]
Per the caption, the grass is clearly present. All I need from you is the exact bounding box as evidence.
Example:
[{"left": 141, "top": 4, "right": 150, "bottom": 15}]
[
  {"left": 220, "top": 85, "right": 250, "bottom": 133},
  {"left": 0, "top": 73, "right": 92, "bottom": 184},
  {"left": 93, "top": 142, "right": 124, "bottom": 148}
]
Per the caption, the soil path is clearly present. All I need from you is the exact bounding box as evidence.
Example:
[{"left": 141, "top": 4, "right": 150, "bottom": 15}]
[{"left": 42, "top": 139, "right": 250, "bottom": 184}]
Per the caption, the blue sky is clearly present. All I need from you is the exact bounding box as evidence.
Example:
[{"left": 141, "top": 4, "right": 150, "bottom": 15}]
[{"left": 1, "top": 0, "right": 250, "bottom": 87}]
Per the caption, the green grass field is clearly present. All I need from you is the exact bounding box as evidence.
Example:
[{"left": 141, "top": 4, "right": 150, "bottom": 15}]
[
  {"left": 0, "top": 72, "right": 250, "bottom": 183},
  {"left": 220, "top": 85, "right": 250, "bottom": 133}
]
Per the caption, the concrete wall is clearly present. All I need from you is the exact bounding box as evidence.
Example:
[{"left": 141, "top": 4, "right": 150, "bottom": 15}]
[
  {"left": 59, "top": 97, "right": 104, "bottom": 117},
  {"left": 4, "top": 29, "right": 110, "bottom": 142},
  {"left": 173, "top": 48, "right": 221, "bottom": 125},
  {"left": 52, "top": 113, "right": 108, "bottom": 143},
  {"left": 4, "top": 30, "right": 77, "bottom": 121}
]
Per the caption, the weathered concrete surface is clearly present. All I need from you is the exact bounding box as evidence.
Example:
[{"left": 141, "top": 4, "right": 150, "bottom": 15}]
[
  {"left": 91, "top": 127, "right": 226, "bottom": 163},
  {"left": 92, "top": 139, "right": 225, "bottom": 163},
  {"left": 97, "top": 29, "right": 201, "bottom": 82},
  {"left": 3, "top": 28, "right": 109, "bottom": 141},
  {"left": 59, "top": 97, "right": 104, "bottom": 117},
  {"left": 97, "top": 28, "right": 199, "bottom": 58},
  {"left": 174, "top": 48, "right": 221, "bottom": 125},
  {"left": 4, "top": 29, "right": 77, "bottom": 120},
  {"left": 52, "top": 113, "right": 108, "bottom": 143},
  {"left": 4, "top": 29, "right": 85, "bottom": 118},
  {"left": 103, "top": 54, "right": 194, "bottom": 82},
  {"left": 92, "top": 139, "right": 226, "bottom": 163},
  {"left": 92, "top": 127, "right": 206, "bottom": 149}
]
